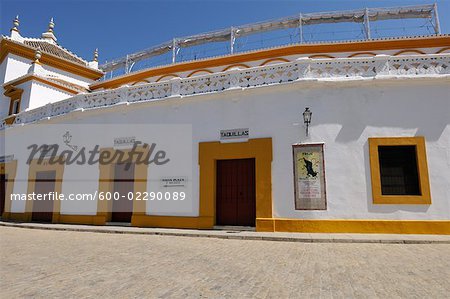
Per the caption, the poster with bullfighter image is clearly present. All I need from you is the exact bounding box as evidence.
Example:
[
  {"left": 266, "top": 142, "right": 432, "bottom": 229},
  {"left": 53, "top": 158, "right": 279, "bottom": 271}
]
[{"left": 293, "top": 144, "right": 327, "bottom": 210}]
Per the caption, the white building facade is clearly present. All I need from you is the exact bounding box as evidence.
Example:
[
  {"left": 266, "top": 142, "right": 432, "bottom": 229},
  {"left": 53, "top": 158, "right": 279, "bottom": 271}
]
[{"left": 1, "top": 15, "right": 449, "bottom": 234}]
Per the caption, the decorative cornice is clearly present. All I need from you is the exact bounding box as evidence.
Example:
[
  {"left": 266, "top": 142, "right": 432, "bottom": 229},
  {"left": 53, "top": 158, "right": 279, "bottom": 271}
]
[
  {"left": 4, "top": 74, "right": 81, "bottom": 95},
  {"left": 3, "top": 85, "right": 23, "bottom": 98},
  {"left": 0, "top": 38, "right": 104, "bottom": 80}
]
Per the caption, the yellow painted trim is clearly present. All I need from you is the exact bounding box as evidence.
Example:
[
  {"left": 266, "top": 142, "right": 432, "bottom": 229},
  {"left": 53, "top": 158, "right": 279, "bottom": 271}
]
[
  {"left": 96, "top": 147, "right": 148, "bottom": 225},
  {"left": 222, "top": 63, "right": 251, "bottom": 71},
  {"left": 394, "top": 49, "right": 426, "bottom": 56},
  {"left": 348, "top": 52, "right": 377, "bottom": 57},
  {"left": 3, "top": 85, "right": 23, "bottom": 115},
  {"left": 90, "top": 36, "right": 450, "bottom": 90},
  {"left": 186, "top": 69, "right": 214, "bottom": 77},
  {"left": 25, "top": 158, "right": 65, "bottom": 223},
  {"left": 155, "top": 74, "right": 179, "bottom": 82},
  {"left": 199, "top": 138, "right": 273, "bottom": 227},
  {"left": 436, "top": 47, "right": 450, "bottom": 54},
  {"left": 3, "top": 115, "right": 16, "bottom": 125},
  {"left": 309, "top": 54, "right": 335, "bottom": 59},
  {"left": 260, "top": 58, "right": 290, "bottom": 66},
  {"left": 1, "top": 160, "right": 18, "bottom": 219},
  {"left": 3, "top": 85, "right": 23, "bottom": 98},
  {"left": 368, "top": 137, "right": 431, "bottom": 204},
  {"left": 131, "top": 80, "right": 150, "bottom": 86},
  {"left": 6, "top": 212, "right": 31, "bottom": 222},
  {"left": 0, "top": 39, "right": 104, "bottom": 80},
  {"left": 4, "top": 75, "right": 80, "bottom": 95},
  {"left": 133, "top": 138, "right": 273, "bottom": 229},
  {"left": 58, "top": 215, "right": 105, "bottom": 225},
  {"left": 256, "top": 218, "right": 450, "bottom": 235},
  {"left": 132, "top": 215, "right": 212, "bottom": 229}
]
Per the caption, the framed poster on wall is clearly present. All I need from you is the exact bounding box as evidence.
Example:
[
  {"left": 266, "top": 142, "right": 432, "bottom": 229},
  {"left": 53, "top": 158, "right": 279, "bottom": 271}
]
[{"left": 293, "top": 143, "right": 327, "bottom": 210}]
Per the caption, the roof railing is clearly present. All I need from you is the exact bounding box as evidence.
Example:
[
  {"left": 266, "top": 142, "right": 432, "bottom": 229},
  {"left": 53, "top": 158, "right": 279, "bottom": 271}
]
[{"left": 99, "top": 4, "right": 441, "bottom": 76}]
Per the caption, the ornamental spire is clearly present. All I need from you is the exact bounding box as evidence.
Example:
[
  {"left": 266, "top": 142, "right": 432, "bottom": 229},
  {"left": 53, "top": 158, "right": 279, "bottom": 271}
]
[
  {"left": 34, "top": 49, "right": 42, "bottom": 64},
  {"left": 93, "top": 48, "right": 99, "bottom": 62},
  {"left": 10, "top": 15, "right": 23, "bottom": 41},
  {"left": 48, "top": 17, "right": 55, "bottom": 32},
  {"left": 11, "top": 15, "right": 19, "bottom": 32},
  {"left": 28, "top": 48, "right": 45, "bottom": 75},
  {"left": 42, "top": 17, "right": 57, "bottom": 43},
  {"left": 89, "top": 48, "right": 99, "bottom": 69}
]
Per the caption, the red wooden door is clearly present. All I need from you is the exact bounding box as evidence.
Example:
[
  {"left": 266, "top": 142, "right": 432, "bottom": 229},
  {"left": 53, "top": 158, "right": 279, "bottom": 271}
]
[
  {"left": 32, "top": 171, "right": 56, "bottom": 223},
  {"left": 111, "top": 163, "right": 134, "bottom": 222},
  {"left": 216, "top": 158, "right": 256, "bottom": 226},
  {"left": 0, "top": 174, "right": 7, "bottom": 217}
]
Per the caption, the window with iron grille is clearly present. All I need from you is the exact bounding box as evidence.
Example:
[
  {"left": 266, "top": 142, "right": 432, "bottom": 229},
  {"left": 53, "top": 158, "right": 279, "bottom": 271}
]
[
  {"left": 11, "top": 99, "right": 20, "bottom": 115},
  {"left": 368, "top": 137, "right": 431, "bottom": 204},
  {"left": 378, "top": 146, "right": 420, "bottom": 196}
]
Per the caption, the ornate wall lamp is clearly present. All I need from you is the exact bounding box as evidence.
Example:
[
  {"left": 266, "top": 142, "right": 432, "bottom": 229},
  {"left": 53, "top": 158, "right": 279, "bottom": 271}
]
[{"left": 303, "top": 107, "right": 312, "bottom": 136}]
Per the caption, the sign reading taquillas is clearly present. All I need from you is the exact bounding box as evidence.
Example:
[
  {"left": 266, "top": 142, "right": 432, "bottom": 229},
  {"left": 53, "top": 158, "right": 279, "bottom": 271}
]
[
  {"left": 293, "top": 144, "right": 327, "bottom": 210},
  {"left": 220, "top": 128, "right": 249, "bottom": 141}
]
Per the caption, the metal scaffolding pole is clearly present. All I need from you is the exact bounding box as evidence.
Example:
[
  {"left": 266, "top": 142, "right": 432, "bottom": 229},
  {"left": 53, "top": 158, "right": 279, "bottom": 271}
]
[
  {"left": 128, "top": 61, "right": 135, "bottom": 73},
  {"left": 364, "top": 8, "right": 371, "bottom": 40},
  {"left": 230, "top": 27, "right": 236, "bottom": 54},
  {"left": 433, "top": 3, "right": 441, "bottom": 34},
  {"left": 299, "top": 13, "right": 303, "bottom": 44},
  {"left": 172, "top": 38, "right": 177, "bottom": 63},
  {"left": 125, "top": 55, "right": 129, "bottom": 74}
]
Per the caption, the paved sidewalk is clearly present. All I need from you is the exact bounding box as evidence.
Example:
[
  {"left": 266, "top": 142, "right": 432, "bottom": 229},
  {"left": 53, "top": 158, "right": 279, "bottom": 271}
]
[
  {"left": 1, "top": 220, "right": 449, "bottom": 244},
  {"left": 1, "top": 225, "right": 450, "bottom": 298}
]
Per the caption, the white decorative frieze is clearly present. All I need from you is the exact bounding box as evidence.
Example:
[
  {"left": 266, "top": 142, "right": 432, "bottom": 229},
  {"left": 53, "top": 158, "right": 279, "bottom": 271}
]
[{"left": 5, "top": 53, "right": 450, "bottom": 127}]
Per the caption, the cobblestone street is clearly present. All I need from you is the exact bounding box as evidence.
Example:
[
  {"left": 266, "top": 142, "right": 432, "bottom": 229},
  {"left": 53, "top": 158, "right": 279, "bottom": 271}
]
[{"left": 1, "top": 226, "right": 449, "bottom": 298}]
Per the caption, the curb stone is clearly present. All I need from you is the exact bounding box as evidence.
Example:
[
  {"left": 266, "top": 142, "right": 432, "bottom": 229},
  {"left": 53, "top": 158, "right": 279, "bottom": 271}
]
[{"left": 1, "top": 221, "right": 449, "bottom": 244}]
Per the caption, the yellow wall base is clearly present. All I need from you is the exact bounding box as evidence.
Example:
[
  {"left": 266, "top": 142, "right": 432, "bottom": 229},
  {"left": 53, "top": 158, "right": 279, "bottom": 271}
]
[
  {"left": 132, "top": 215, "right": 213, "bottom": 229},
  {"left": 58, "top": 215, "right": 105, "bottom": 226},
  {"left": 2, "top": 212, "right": 31, "bottom": 222},
  {"left": 3, "top": 212, "right": 449, "bottom": 235},
  {"left": 3, "top": 213, "right": 105, "bottom": 225},
  {"left": 257, "top": 218, "right": 450, "bottom": 235}
]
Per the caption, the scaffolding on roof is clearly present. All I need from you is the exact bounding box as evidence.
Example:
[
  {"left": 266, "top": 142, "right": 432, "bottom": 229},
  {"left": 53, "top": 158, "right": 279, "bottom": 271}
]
[{"left": 100, "top": 3, "right": 441, "bottom": 75}]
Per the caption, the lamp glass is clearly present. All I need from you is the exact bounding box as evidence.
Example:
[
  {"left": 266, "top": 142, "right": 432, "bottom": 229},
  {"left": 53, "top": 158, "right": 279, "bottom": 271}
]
[{"left": 303, "top": 108, "right": 312, "bottom": 124}]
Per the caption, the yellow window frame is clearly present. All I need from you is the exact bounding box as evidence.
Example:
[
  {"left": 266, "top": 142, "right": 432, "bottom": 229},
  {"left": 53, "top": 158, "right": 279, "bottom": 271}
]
[{"left": 368, "top": 136, "right": 431, "bottom": 204}]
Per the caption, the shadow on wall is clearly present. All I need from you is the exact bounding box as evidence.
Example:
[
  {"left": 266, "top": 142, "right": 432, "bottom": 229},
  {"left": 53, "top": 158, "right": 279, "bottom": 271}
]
[
  {"left": 294, "top": 82, "right": 448, "bottom": 214},
  {"left": 307, "top": 83, "right": 450, "bottom": 143},
  {"left": 362, "top": 141, "right": 430, "bottom": 214}
]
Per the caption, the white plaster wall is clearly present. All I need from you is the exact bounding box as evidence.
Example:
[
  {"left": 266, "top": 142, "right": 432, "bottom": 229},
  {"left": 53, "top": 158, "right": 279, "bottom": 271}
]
[
  {"left": 5, "top": 77, "right": 450, "bottom": 220},
  {"left": 0, "top": 57, "right": 7, "bottom": 83},
  {"left": 4, "top": 54, "right": 32, "bottom": 83},
  {"left": 26, "top": 81, "right": 72, "bottom": 110},
  {"left": 9, "top": 80, "right": 32, "bottom": 112},
  {"left": 0, "top": 53, "right": 92, "bottom": 117},
  {"left": 0, "top": 59, "right": 10, "bottom": 118},
  {"left": 0, "top": 54, "right": 33, "bottom": 118},
  {"left": 5, "top": 123, "right": 194, "bottom": 216},
  {"left": 1, "top": 125, "right": 29, "bottom": 213},
  {"left": 42, "top": 64, "right": 94, "bottom": 87},
  {"left": 3, "top": 53, "right": 94, "bottom": 87}
]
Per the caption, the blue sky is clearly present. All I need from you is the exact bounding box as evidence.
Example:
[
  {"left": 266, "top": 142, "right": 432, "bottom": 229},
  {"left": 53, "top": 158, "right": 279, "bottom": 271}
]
[{"left": 1, "top": 0, "right": 449, "bottom": 66}]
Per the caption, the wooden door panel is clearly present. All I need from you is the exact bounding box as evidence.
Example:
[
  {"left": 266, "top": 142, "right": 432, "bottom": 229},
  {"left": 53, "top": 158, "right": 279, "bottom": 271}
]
[
  {"left": 216, "top": 160, "right": 237, "bottom": 225},
  {"left": 32, "top": 171, "right": 56, "bottom": 222},
  {"left": 0, "top": 174, "right": 7, "bottom": 217},
  {"left": 236, "top": 159, "right": 256, "bottom": 226},
  {"left": 216, "top": 158, "right": 256, "bottom": 226},
  {"left": 111, "top": 163, "right": 134, "bottom": 222}
]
